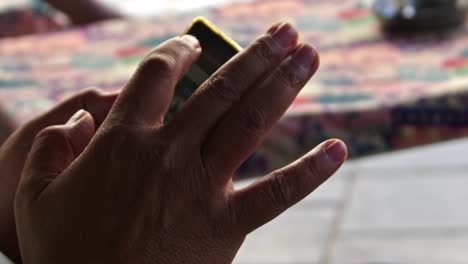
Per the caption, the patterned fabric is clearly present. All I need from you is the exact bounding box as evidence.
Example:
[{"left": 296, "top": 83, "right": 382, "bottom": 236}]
[
  {"left": 1, "top": 0, "right": 467, "bottom": 177},
  {"left": 0, "top": 1, "right": 65, "bottom": 38}
]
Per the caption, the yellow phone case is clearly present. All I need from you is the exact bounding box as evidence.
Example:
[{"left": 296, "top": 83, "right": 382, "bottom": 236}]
[{"left": 165, "top": 17, "right": 242, "bottom": 122}]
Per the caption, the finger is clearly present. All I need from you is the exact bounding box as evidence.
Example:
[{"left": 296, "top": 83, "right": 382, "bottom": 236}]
[
  {"left": 230, "top": 139, "right": 347, "bottom": 234},
  {"left": 204, "top": 44, "right": 319, "bottom": 180},
  {"left": 168, "top": 23, "right": 299, "bottom": 143},
  {"left": 10, "top": 88, "right": 117, "bottom": 174},
  {"left": 0, "top": 92, "right": 113, "bottom": 264},
  {"left": 28, "top": 88, "right": 118, "bottom": 134},
  {"left": 20, "top": 110, "right": 96, "bottom": 199},
  {"left": 109, "top": 35, "right": 201, "bottom": 127}
]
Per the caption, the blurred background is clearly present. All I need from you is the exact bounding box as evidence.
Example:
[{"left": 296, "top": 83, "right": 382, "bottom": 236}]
[
  {"left": 1, "top": 0, "right": 468, "bottom": 263},
  {"left": 100, "top": 0, "right": 245, "bottom": 16}
]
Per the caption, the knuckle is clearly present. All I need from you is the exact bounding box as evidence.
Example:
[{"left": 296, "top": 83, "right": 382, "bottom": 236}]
[
  {"left": 60, "top": 88, "right": 103, "bottom": 111},
  {"left": 140, "top": 53, "right": 176, "bottom": 77},
  {"left": 302, "top": 155, "right": 323, "bottom": 181},
  {"left": 239, "top": 106, "right": 267, "bottom": 136},
  {"left": 172, "top": 37, "right": 195, "bottom": 53},
  {"left": 35, "top": 126, "right": 66, "bottom": 142},
  {"left": 80, "top": 87, "right": 104, "bottom": 100},
  {"left": 275, "top": 65, "right": 302, "bottom": 89},
  {"left": 249, "top": 36, "right": 277, "bottom": 67},
  {"left": 78, "top": 88, "right": 104, "bottom": 108},
  {"left": 267, "top": 172, "right": 291, "bottom": 210},
  {"left": 32, "top": 127, "right": 68, "bottom": 155},
  {"left": 202, "top": 74, "right": 241, "bottom": 105},
  {"left": 98, "top": 123, "right": 141, "bottom": 145}
]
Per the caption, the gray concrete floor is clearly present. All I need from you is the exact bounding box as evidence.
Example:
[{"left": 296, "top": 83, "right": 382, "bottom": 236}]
[
  {"left": 1, "top": 138, "right": 467, "bottom": 263},
  {"left": 235, "top": 138, "right": 468, "bottom": 263}
]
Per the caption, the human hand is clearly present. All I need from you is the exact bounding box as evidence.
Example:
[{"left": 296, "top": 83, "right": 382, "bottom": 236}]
[
  {"left": 15, "top": 23, "right": 347, "bottom": 264},
  {"left": 0, "top": 89, "right": 117, "bottom": 262}
]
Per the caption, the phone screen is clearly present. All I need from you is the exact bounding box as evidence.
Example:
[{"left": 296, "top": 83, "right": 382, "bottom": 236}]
[{"left": 165, "top": 17, "right": 242, "bottom": 122}]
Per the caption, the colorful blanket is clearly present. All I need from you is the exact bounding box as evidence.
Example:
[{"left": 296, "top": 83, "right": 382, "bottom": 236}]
[
  {"left": 1, "top": 0, "right": 468, "bottom": 177},
  {"left": 0, "top": 1, "right": 65, "bottom": 38}
]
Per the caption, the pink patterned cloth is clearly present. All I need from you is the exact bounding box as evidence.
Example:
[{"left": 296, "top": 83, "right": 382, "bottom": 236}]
[{"left": 1, "top": 0, "right": 468, "bottom": 177}]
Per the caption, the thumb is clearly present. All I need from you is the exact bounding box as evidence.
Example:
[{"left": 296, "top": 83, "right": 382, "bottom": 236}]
[{"left": 21, "top": 110, "right": 96, "bottom": 196}]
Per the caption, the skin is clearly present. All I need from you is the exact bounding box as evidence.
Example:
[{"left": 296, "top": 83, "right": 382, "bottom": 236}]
[
  {"left": 0, "top": 2, "right": 121, "bottom": 261},
  {"left": 0, "top": 89, "right": 118, "bottom": 263},
  {"left": 13, "top": 23, "right": 348, "bottom": 263}
]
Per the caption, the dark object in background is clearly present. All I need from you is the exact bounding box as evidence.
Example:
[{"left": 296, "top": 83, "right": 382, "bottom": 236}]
[{"left": 373, "top": 0, "right": 468, "bottom": 33}]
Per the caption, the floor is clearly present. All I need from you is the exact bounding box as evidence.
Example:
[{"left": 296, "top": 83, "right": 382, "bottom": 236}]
[{"left": 234, "top": 138, "right": 468, "bottom": 264}]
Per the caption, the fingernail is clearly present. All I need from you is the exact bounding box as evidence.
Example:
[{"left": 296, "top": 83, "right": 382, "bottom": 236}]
[
  {"left": 324, "top": 140, "right": 347, "bottom": 164},
  {"left": 66, "top": 109, "right": 87, "bottom": 125},
  {"left": 181, "top": 34, "right": 200, "bottom": 49},
  {"left": 267, "top": 22, "right": 283, "bottom": 34},
  {"left": 271, "top": 22, "right": 297, "bottom": 48},
  {"left": 291, "top": 45, "right": 318, "bottom": 70}
]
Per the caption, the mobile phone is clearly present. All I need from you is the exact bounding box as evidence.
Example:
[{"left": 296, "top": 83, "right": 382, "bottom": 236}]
[{"left": 165, "top": 17, "right": 242, "bottom": 122}]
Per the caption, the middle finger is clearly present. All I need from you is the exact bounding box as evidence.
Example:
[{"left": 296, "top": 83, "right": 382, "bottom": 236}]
[
  {"left": 167, "top": 23, "right": 299, "bottom": 144},
  {"left": 203, "top": 44, "right": 319, "bottom": 182}
]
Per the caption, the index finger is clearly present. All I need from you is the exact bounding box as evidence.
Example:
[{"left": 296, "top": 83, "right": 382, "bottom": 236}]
[
  {"left": 107, "top": 35, "right": 202, "bottom": 127},
  {"left": 167, "top": 23, "right": 299, "bottom": 143}
]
